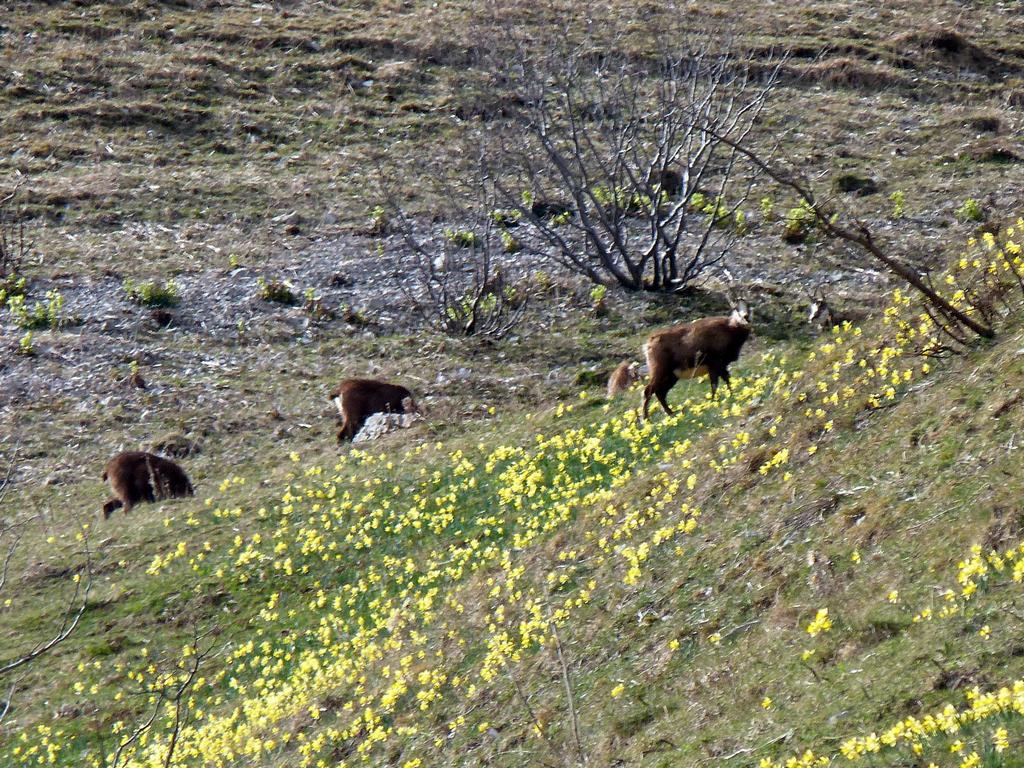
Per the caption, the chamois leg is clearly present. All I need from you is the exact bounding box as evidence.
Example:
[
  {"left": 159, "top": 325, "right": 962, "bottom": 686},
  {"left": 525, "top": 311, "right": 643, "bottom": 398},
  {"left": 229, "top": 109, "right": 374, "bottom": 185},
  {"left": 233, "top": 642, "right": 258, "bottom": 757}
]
[
  {"left": 709, "top": 372, "right": 720, "bottom": 399},
  {"left": 641, "top": 384, "right": 655, "bottom": 420},
  {"left": 643, "top": 373, "right": 676, "bottom": 420},
  {"left": 102, "top": 499, "right": 123, "bottom": 520},
  {"left": 654, "top": 382, "right": 675, "bottom": 415}
]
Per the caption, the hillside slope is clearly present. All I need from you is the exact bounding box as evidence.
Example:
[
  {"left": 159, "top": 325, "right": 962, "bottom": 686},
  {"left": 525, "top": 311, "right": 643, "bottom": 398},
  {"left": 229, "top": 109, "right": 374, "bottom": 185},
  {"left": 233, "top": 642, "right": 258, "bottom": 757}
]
[
  {"left": 4, "top": 1, "right": 1024, "bottom": 766},
  {"left": 4, "top": 227, "right": 1024, "bottom": 767}
]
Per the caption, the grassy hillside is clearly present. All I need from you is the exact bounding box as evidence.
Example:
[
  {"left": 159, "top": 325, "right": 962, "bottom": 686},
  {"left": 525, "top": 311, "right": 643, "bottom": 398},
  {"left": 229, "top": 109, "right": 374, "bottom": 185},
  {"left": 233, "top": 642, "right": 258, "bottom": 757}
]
[
  {"left": 3, "top": 1, "right": 1024, "bottom": 766},
  {"left": 5, "top": 226, "right": 1024, "bottom": 767}
]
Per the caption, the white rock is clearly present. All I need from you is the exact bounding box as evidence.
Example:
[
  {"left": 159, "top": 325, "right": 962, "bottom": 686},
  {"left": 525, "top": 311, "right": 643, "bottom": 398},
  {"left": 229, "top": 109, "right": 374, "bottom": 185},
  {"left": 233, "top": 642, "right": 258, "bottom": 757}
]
[{"left": 352, "top": 411, "right": 420, "bottom": 443}]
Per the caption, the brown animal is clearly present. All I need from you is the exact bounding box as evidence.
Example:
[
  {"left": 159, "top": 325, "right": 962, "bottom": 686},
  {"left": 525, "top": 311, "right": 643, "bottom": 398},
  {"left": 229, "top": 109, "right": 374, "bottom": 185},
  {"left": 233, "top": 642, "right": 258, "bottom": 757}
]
[
  {"left": 648, "top": 168, "right": 682, "bottom": 198},
  {"left": 642, "top": 303, "right": 751, "bottom": 419},
  {"left": 807, "top": 288, "right": 869, "bottom": 331},
  {"left": 330, "top": 378, "right": 419, "bottom": 442},
  {"left": 101, "top": 451, "right": 194, "bottom": 519},
  {"left": 607, "top": 360, "right": 641, "bottom": 398}
]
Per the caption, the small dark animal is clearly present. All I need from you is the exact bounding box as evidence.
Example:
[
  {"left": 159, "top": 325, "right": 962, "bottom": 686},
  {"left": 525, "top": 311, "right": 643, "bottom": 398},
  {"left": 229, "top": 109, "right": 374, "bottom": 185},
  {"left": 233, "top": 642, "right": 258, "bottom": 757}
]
[
  {"left": 642, "top": 304, "right": 751, "bottom": 419},
  {"left": 607, "top": 360, "right": 641, "bottom": 398},
  {"left": 807, "top": 289, "right": 868, "bottom": 331},
  {"left": 101, "top": 451, "right": 194, "bottom": 519},
  {"left": 530, "top": 201, "right": 574, "bottom": 221},
  {"left": 330, "top": 378, "right": 419, "bottom": 442},
  {"left": 149, "top": 309, "right": 174, "bottom": 328},
  {"left": 648, "top": 168, "right": 682, "bottom": 198}
]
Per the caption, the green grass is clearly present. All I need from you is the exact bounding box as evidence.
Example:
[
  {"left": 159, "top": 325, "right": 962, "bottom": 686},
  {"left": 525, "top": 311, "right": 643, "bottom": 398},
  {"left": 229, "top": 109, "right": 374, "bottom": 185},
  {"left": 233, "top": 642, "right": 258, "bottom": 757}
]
[
  {"left": 7, "top": 312, "right": 1024, "bottom": 766},
  {"left": 4, "top": 1, "right": 1024, "bottom": 766}
]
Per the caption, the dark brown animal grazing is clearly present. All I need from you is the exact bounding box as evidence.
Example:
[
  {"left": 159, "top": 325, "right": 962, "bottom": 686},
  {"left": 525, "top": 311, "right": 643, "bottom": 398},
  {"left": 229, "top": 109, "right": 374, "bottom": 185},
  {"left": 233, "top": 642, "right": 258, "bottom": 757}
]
[
  {"left": 330, "top": 378, "right": 419, "bottom": 442},
  {"left": 642, "top": 304, "right": 751, "bottom": 419},
  {"left": 101, "top": 451, "right": 194, "bottom": 519},
  {"left": 607, "top": 360, "right": 641, "bottom": 398},
  {"left": 530, "top": 201, "right": 574, "bottom": 221},
  {"left": 648, "top": 168, "right": 682, "bottom": 198}
]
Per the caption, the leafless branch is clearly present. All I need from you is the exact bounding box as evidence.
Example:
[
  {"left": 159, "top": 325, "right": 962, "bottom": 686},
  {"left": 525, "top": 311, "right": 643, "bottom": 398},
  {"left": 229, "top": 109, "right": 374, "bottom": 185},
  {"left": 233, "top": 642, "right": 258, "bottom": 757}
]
[
  {"left": 549, "top": 615, "right": 587, "bottom": 767},
  {"left": 0, "top": 438, "right": 18, "bottom": 508},
  {"left": 381, "top": 170, "right": 530, "bottom": 340},
  {"left": 0, "top": 529, "right": 92, "bottom": 680},
  {"left": 699, "top": 127, "right": 995, "bottom": 340},
  {"left": 481, "top": 31, "right": 783, "bottom": 293},
  {"left": 0, "top": 512, "right": 92, "bottom": 724},
  {"left": 0, "top": 184, "right": 29, "bottom": 280},
  {"left": 107, "top": 620, "right": 218, "bottom": 768}
]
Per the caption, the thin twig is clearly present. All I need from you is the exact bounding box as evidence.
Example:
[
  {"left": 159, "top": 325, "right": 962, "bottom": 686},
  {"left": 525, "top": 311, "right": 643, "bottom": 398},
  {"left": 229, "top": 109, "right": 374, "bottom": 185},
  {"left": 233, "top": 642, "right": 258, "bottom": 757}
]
[{"left": 549, "top": 617, "right": 587, "bottom": 767}]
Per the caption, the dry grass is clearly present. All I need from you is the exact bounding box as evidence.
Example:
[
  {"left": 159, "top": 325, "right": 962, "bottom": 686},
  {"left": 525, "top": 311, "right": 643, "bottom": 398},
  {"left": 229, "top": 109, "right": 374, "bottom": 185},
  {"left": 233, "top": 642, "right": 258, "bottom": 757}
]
[{"left": 0, "top": 0, "right": 1020, "bottom": 278}]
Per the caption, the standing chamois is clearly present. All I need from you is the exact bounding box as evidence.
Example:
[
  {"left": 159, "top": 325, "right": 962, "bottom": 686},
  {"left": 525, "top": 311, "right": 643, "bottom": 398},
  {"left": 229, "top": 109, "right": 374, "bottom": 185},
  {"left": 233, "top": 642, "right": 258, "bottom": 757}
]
[
  {"left": 641, "top": 302, "right": 752, "bottom": 419},
  {"left": 330, "top": 378, "right": 419, "bottom": 442},
  {"left": 101, "top": 451, "right": 194, "bottom": 519}
]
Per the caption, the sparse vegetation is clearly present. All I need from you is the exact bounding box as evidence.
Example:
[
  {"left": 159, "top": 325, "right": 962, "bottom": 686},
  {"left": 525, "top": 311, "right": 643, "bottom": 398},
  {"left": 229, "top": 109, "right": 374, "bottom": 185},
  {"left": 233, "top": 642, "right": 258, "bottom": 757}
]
[
  {"left": 256, "top": 277, "right": 298, "bottom": 305},
  {"left": 7, "top": 289, "right": 64, "bottom": 330},
  {"left": 17, "top": 330, "right": 34, "bottom": 356},
  {"left": 782, "top": 202, "right": 817, "bottom": 243},
  {"left": 123, "top": 279, "right": 181, "bottom": 308},
  {"left": 367, "top": 204, "right": 389, "bottom": 236},
  {"left": 443, "top": 227, "right": 479, "bottom": 249},
  {"left": 5, "top": 3, "right": 1024, "bottom": 767},
  {"left": 957, "top": 196, "right": 986, "bottom": 222},
  {"left": 302, "top": 287, "right": 334, "bottom": 322},
  {"left": 889, "top": 189, "right": 906, "bottom": 218}
]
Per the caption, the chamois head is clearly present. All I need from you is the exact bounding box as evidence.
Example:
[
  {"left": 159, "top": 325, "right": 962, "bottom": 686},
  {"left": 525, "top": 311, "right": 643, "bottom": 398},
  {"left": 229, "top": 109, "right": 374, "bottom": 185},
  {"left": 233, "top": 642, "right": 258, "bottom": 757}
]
[{"left": 806, "top": 284, "right": 867, "bottom": 331}]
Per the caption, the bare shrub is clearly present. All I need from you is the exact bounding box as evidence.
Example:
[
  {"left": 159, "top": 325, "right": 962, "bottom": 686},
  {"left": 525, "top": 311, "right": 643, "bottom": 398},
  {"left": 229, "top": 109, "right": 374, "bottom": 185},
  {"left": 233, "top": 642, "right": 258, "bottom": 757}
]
[
  {"left": 479, "top": 31, "right": 783, "bottom": 293},
  {"left": 386, "top": 180, "right": 529, "bottom": 340}
]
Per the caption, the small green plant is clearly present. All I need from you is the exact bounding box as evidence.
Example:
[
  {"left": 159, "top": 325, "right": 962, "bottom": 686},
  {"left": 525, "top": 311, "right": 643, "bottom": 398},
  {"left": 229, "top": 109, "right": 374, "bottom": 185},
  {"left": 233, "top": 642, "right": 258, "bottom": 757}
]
[
  {"left": 0, "top": 275, "right": 26, "bottom": 306},
  {"left": 956, "top": 197, "right": 985, "bottom": 223},
  {"left": 124, "top": 279, "right": 181, "bottom": 308},
  {"left": 303, "top": 287, "right": 334, "bottom": 321},
  {"left": 17, "top": 330, "right": 34, "bottom": 356},
  {"left": 889, "top": 190, "right": 906, "bottom": 219},
  {"left": 782, "top": 202, "right": 818, "bottom": 244},
  {"left": 490, "top": 209, "right": 521, "bottom": 229},
  {"left": 257, "top": 276, "right": 297, "bottom": 305},
  {"left": 7, "top": 289, "right": 64, "bottom": 329},
  {"left": 734, "top": 210, "right": 748, "bottom": 235},
  {"left": 760, "top": 196, "right": 775, "bottom": 221},
  {"left": 500, "top": 229, "right": 521, "bottom": 254},
  {"left": 688, "top": 193, "right": 731, "bottom": 228},
  {"left": 444, "top": 228, "right": 479, "bottom": 249},
  {"left": 228, "top": 253, "right": 241, "bottom": 268},
  {"left": 368, "top": 205, "right": 388, "bottom": 235},
  {"left": 590, "top": 284, "right": 608, "bottom": 316}
]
